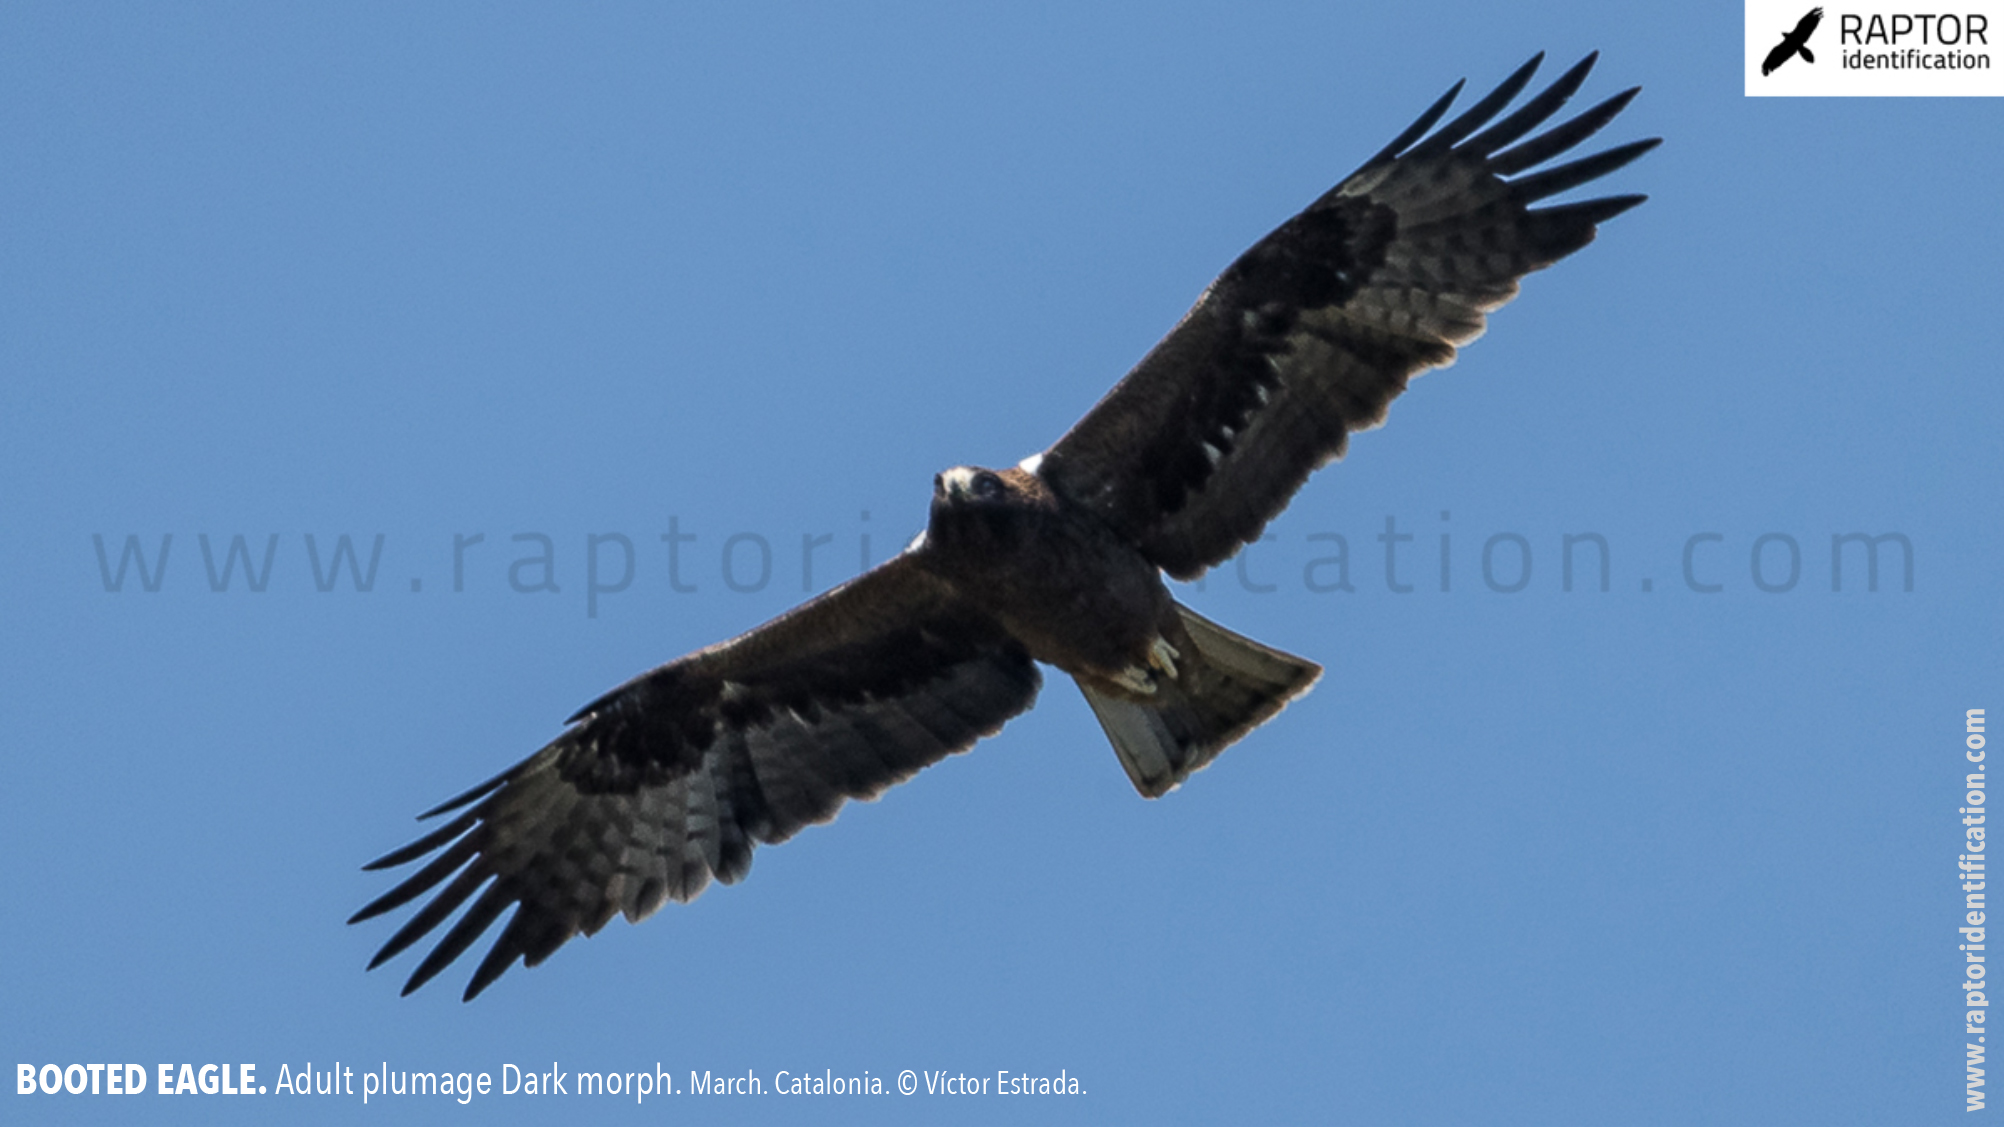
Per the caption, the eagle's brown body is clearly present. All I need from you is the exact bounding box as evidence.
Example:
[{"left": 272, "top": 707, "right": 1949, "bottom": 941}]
[
  {"left": 915, "top": 463, "right": 1323, "bottom": 798},
  {"left": 354, "top": 52, "right": 1656, "bottom": 1000},
  {"left": 921, "top": 465, "right": 1179, "bottom": 695}
]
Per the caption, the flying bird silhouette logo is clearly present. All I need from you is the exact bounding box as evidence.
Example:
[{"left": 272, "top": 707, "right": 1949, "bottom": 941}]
[
  {"left": 351, "top": 52, "right": 1657, "bottom": 1001},
  {"left": 1763, "top": 7, "right": 1824, "bottom": 75}
]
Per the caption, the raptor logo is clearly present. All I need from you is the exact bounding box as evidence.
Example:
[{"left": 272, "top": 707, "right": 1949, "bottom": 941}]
[{"left": 1763, "top": 7, "right": 1825, "bottom": 74}]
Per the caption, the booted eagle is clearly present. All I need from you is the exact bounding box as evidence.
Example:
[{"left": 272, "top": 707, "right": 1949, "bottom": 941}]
[{"left": 354, "top": 51, "right": 1656, "bottom": 999}]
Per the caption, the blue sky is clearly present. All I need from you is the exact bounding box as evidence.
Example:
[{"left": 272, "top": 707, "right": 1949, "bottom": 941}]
[{"left": 3, "top": 3, "right": 1998, "bottom": 1124}]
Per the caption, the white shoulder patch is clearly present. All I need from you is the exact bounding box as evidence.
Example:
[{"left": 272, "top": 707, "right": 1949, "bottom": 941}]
[
  {"left": 1017, "top": 452, "right": 1045, "bottom": 475},
  {"left": 903, "top": 530, "right": 928, "bottom": 554}
]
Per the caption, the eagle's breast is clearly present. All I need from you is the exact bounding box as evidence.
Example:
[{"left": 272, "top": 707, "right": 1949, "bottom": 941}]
[{"left": 921, "top": 464, "right": 1172, "bottom": 679}]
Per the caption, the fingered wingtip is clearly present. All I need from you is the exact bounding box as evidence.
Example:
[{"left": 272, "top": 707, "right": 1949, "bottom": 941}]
[
  {"left": 417, "top": 769, "right": 511, "bottom": 820},
  {"left": 348, "top": 893, "right": 395, "bottom": 926},
  {"left": 400, "top": 956, "right": 449, "bottom": 997},
  {"left": 417, "top": 794, "right": 471, "bottom": 821}
]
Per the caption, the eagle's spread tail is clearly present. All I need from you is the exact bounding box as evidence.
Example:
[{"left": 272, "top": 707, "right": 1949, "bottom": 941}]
[{"left": 1078, "top": 604, "right": 1322, "bottom": 798}]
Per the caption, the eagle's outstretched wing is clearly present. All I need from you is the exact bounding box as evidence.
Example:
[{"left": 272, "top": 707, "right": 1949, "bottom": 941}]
[
  {"left": 350, "top": 553, "right": 1040, "bottom": 1000},
  {"left": 1037, "top": 52, "right": 1656, "bottom": 579}
]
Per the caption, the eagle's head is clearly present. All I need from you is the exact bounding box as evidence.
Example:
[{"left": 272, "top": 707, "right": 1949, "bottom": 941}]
[
  {"left": 926, "top": 465, "right": 1049, "bottom": 560},
  {"left": 932, "top": 465, "right": 1010, "bottom": 506}
]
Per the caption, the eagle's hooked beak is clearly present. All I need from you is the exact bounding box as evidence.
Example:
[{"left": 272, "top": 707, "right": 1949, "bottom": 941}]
[{"left": 934, "top": 467, "right": 977, "bottom": 502}]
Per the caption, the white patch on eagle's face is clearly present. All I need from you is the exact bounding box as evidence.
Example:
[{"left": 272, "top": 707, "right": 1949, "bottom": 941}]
[
  {"left": 938, "top": 466, "right": 978, "bottom": 497},
  {"left": 934, "top": 466, "right": 1008, "bottom": 504},
  {"left": 1017, "top": 452, "right": 1044, "bottom": 476}
]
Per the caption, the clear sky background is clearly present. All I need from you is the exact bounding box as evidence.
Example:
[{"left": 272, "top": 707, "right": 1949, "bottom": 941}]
[{"left": 3, "top": 3, "right": 1998, "bottom": 1125}]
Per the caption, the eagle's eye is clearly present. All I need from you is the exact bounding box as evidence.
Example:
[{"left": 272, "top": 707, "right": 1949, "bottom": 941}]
[{"left": 972, "top": 472, "right": 1004, "bottom": 500}]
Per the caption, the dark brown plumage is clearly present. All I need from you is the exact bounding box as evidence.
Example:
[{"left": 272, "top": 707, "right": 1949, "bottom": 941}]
[{"left": 353, "top": 51, "right": 1656, "bottom": 999}]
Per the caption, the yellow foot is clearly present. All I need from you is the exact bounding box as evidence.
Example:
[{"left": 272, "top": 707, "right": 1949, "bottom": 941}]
[
  {"left": 1110, "top": 666, "right": 1157, "bottom": 695},
  {"left": 1110, "top": 637, "right": 1180, "bottom": 696}
]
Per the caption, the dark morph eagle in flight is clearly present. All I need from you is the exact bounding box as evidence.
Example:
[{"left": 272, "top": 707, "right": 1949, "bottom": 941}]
[
  {"left": 1762, "top": 8, "right": 1823, "bottom": 75},
  {"left": 353, "top": 52, "right": 1655, "bottom": 1000}
]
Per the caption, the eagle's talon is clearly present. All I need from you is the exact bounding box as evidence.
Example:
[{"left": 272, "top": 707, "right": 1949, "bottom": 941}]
[
  {"left": 1111, "top": 666, "right": 1159, "bottom": 696},
  {"left": 1149, "top": 638, "right": 1181, "bottom": 681}
]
